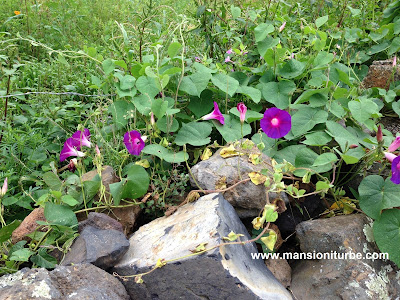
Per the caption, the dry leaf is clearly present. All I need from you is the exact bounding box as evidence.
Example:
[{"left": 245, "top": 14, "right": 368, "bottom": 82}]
[
  {"left": 215, "top": 176, "right": 227, "bottom": 190},
  {"left": 220, "top": 144, "right": 240, "bottom": 158},
  {"left": 249, "top": 153, "right": 261, "bottom": 165},
  {"left": 248, "top": 172, "right": 267, "bottom": 185},
  {"left": 201, "top": 148, "right": 213, "bottom": 161}
]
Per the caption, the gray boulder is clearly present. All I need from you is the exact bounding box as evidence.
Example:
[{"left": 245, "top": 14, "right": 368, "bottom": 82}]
[
  {"left": 0, "top": 264, "right": 129, "bottom": 300},
  {"left": 190, "top": 144, "right": 288, "bottom": 217},
  {"left": 291, "top": 214, "right": 399, "bottom": 299},
  {"left": 113, "top": 193, "right": 293, "bottom": 300},
  {"left": 61, "top": 225, "right": 129, "bottom": 270}
]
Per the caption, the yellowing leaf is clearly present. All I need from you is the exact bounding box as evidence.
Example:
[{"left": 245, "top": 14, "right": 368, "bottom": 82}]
[
  {"left": 155, "top": 258, "right": 166, "bottom": 268},
  {"left": 223, "top": 231, "right": 244, "bottom": 241},
  {"left": 220, "top": 144, "right": 240, "bottom": 158},
  {"left": 330, "top": 198, "right": 356, "bottom": 215},
  {"left": 191, "top": 242, "right": 208, "bottom": 253},
  {"left": 186, "top": 191, "right": 200, "bottom": 203},
  {"left": 241, "top": 139, "right": 255, "bottom": 150},
  {"left": 261, "top": 230, "right": 277, "bottom": 251},
  {"left": 252, "top": 216, "right": 264, "bottom": 230},
  {"left": 248, "top": 172, "right": 267, "bottom": 185},
  {"left": 135, "top": 159, "right": 150, "bottom": 168},
  {"left": 201, "top": 148, "right": 213, "bottom": 160},
  {"left": 215, "top": 176, "right": 227, "bottom": 190},
  {"left": 134, "top": 276, "right": 144, "bottom": 284},
  {"left": 249, "top": 153, "right": 261, "bottom": 165}
]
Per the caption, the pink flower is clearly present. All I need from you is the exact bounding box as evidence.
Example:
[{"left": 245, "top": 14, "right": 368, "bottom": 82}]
[
  {"left": 95, "top": 145, "right": 101, "bottom": 156},
  {"left": 124, "top": 130, "right": 145, "bottom": 156},
  {"left": 202, "top": 102, "right": 224, "bottom": 125},
  {"left": 394, "top": 56, "right": 397, "bottom": 67},
  {"left": 237, "top": 102, "right": 247, "bottom": 124},
  {"left": 150, "top": 112, "right": 155, "bottom": 126},
  {"left": 376, "top": 125, "right": 383, "bottom": 143},
  {"left": 195, "top": 56, "right": 202, "bottom": 62},
  {"left": 385, "top": 152, "right": 397, "bottom": 162},
  {"left": 60, "top": 138, "right": 85, "bottom": 162},
  {"left": 279, "top": 22, "right": 286, "bottom": 32},
  {"left": 225, "top": 56, "right": 233, "bottom": 63},
  {"left": 0, "top": 178, "right": 7, "bottom": 197},
  {"left": 260, "top": 107, "right": 291, "bottom": 139},
  {"left": 226, "top": 48, "right": 233, "bottom": 54},
  {"left": 70, "top": 129, "right": 91, "bottom": 150},
  {"left": 241, "top": 50, "right": 248, "bottom": 55},
  {"left": 388, "top": 136, "right": 400, "bottom": 152}
]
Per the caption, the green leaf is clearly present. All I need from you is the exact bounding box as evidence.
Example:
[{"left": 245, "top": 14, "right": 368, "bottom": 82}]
[
  {"left": 168, "top": 42, "right": 182, "bottom": 57},
  {"left": 109, "top": 181, "right": 124, "bottom": 206},
  {"left": 61, "top": 195, "right": 79, "bottom": 206},
  {"left": 291, "top": 108, "right": 328, "bottom": 136},
  {"left": 236, "top": 86, "right": 262, "bottom": 103},
  {"left": 152, "top": 98, "right": 168, "bottom": 119},
  {"left": 313, "top": 51, "right": 334, "bottom": 68},
  {"left": 44, "top": 203, "right": 78, "bottom": 227},
  {"left": 342, "top": 147, "right": 365, "bottom": 164},
  {"left": 9, "top": 249, "right": 34, "bottom": 262},
  {"left": 276, "top": 59, "right": 306, "bottom": 79},
  {"left": 83, "top": 179, "right": 101, "bottom": 201},
  {"left": 313, "top": 153, "right": 338, "bottom": 166},
  {"left": 215, "top": 114, "right": 251, "bottom": 142},
  {"left": 262, "top": 81, "right": 296, "bottom": 109},
  {"left": 119, "top": 75, "right": 136, "bottom": 90},
  {"left": 315, "top": 15, "right": 328, "bottom": 28},
  {"left": 132, "top": 95, "right": 152, "bottom": 116},
  {"left": 142, "top": 144, "right": 189, "bottom": 163},
  {"left": 303, "top": 131, "right": 332, "bottom": 146},
  {"left": 367, "top": 41, "right": 390, "bottom": 55},
  {"left": 273, "top": 145, "right": 307, "bottom": 165},
  {"left": 294, "top": 148, "right": 332, "bottom": 176},
  {"left": 180, "top": 72, "right": 212, "bottom": 97},
  {"left": 257, "top": 37, "right": 280, "bottom": 57},
  {"left": 30, "top": 248, "right": 57, "bottom": 268},
  {"left": 392, "top": 101, "right": 400, "bottom": 117},
  {"left": 0, "top": 220, "right": 21, "bottom": 243},
  {"left": 108, "top": 100, "right": 135, "bottom": 130},
  {"left": 348, "top": 98, "right": 379, "bottom": 123},
  {"left": 156, "top": 116, "right": 180, "bottom": 133},
  {"left": 389, "top": 37, "right": 400, "bottom": 55},
  {"left": 254, "top": 23, "right": 274, "bottom": 42},
  {"left": 122, "top": 164, "right": 150, "bottom": 200},
  {"left": 231, "top": 5, "right": 241, "bottom": 19},
  {"left": 316, "top": 181, "right": 330, "bottom": 191},
  {"left": 211, "top": 74, "right": 239, "bottom": 97},
  {"left": 136, "top": 76, "right": 160, "bottom": 98},
  {"left": 43, "top": 172, "right": 62, "bottom": 191},
  {"left": 175, "top": 122, "right": 212, "bottom": 146},
  {"left": 325, "top": 121, "right": 359, "bottom": 151},
  {"left": 373, "top": 209, "right": 400, "bottom": 266},
  {"left": 187, "top": 90, "right": 214, "bottom": 118},
  {"left": 359, "top": 175, "right": 400, "bottom": 219}
]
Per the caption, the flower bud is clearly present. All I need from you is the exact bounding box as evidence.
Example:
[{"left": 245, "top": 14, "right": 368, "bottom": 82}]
[
  {"left": 0, "top": 178, "right": 8, "bottom": 197},
  {"left": 376, "top": 125, "right": 383, "bottom": 143}
]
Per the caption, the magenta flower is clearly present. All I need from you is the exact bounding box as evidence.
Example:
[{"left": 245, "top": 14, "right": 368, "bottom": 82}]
[
  {"left": 385, "top": 152, "right": 397, "bottom": 162},
  {"left": 394, "top": 56, "right": 397, "bottom": 67},
  {"left": 237, "top": 102, "right": 247, "bottom": 124},
  {"left": 0, "top": 178, "right": 7, "bottom": 197},
  {"left": 279, "top": 22, "right": 286, "bottom": 32},
  {"left": 95, "top": 145, "right": 101, "bottom": 157},
  {"left": 391, "top": 156, "right": 400, "bottom": 184},
  {"left": 225, "top": 56, "right": 233, "bottom": 63},
  {"left": 70, "top": 129, "right": 91, "bottom": 150},
  {"left": 260, "top": 107, "right": 291, "bottom": 139},
  {"left": 124, "top": 130, "right": 145, "bottom": 156},
  {"left": 201, "top": 102, "right": 224, "bottom": 125},
  {"left": 60, "top": 138, "right": 85, "bottom": 162},
  {"left": 388, "top": 136, "right": 400, "bottom": 152},
  {"left": 195, "top": 56, "right": 202, "bottom": 62},
  {"left": 226, "top": 48, "right": 233, "bottom": 54}
]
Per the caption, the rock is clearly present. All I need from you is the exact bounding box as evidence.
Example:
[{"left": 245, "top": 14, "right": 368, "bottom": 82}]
[
  {"left": 12, "top": 207, "right": 47, "bottom": 244},
  {"left": 361, "top": 59, "right": 400, "bottom": 90},
  {"left": 0, "top": 264, "right": 129, "bottom": 300},
  {"left": 291, "top": 214, "right": 399, "bottom": 299},
  {"left": 61, "top": 225, "right": 129, "bottom": 270},
  {"left": 190, "top": 142, "right": 289, "bottom": 217},
  {"left": 114, "top": 193, "right": 293, "bottom": 300},
  {"left": 80, "top": 165, "right": 141, "bottom": 235},
  {"left": 78, "top": 212, "right": 124, "bottom": 233},
  {"left": 265, "top": 258, "right": 291, "bottom": 288},
  {"left": 380, "top": 116, "right": 400, "bottom": 136}
]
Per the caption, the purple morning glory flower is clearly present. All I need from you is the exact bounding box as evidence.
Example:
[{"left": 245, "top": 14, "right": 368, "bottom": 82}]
[
  {"left": 225, "top": 56, "right": 233, "bottom": 63},
  {"left": 226, "top": 48, "right": 233, "bottom": 54},
  {"left": 237, "top": 102, "right": 247, "bottom": 124},
  {"left": 201, "top": 102, "right": 225, "bottom": 125},
  {"left": 260, "top": 107, "right": 291, "bottom": 139},
  {"left": 70, "top": 128, "right": 91, "bottom": 150},
  {"left": 124, "top": 130, "right": 145, "bottom": 156},
  {"left": 60, "top": 138, "right": 85, "bottom": 162},
  {"left": 391, "top": 155, "right": 400, "bottom": 184},
  {"left": 388, "top": 136, "right": 400, "bottom": 152}
]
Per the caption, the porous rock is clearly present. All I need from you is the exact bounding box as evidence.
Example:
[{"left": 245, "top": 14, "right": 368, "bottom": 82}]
[
  {"left": 80, "top": 165, "right": 141, "bottom": 235},
  {"left": 0, "top": 264, "right": 129, "bottom": 300},
  {"left": 190, "top": 144, "right": 288, "bottom": 217},
  {"left": 291, "top": 214, "right": 399, "bottom": 299},
  {"left": 361, "top": 59, "right": 400, "bottom": 90},
  {"left": 265, "top": 258, "right": 291, "bottom": 288},
  {"left": 113, "top": 193, "right": 293, "bottom": 300},
  {"left": 78, "top": 212, "right": 124, "bottom": 233},
  {"left": 61, "top": 225, "right": 129, "bottom": 270},
  {"left": 11, "top": 207, "right": 47, "bottom": 244}
]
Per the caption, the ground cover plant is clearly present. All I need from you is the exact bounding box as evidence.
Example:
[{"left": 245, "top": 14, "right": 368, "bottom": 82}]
[{"left": 1, "top": 0, "right": 400, "bottom": 279}]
